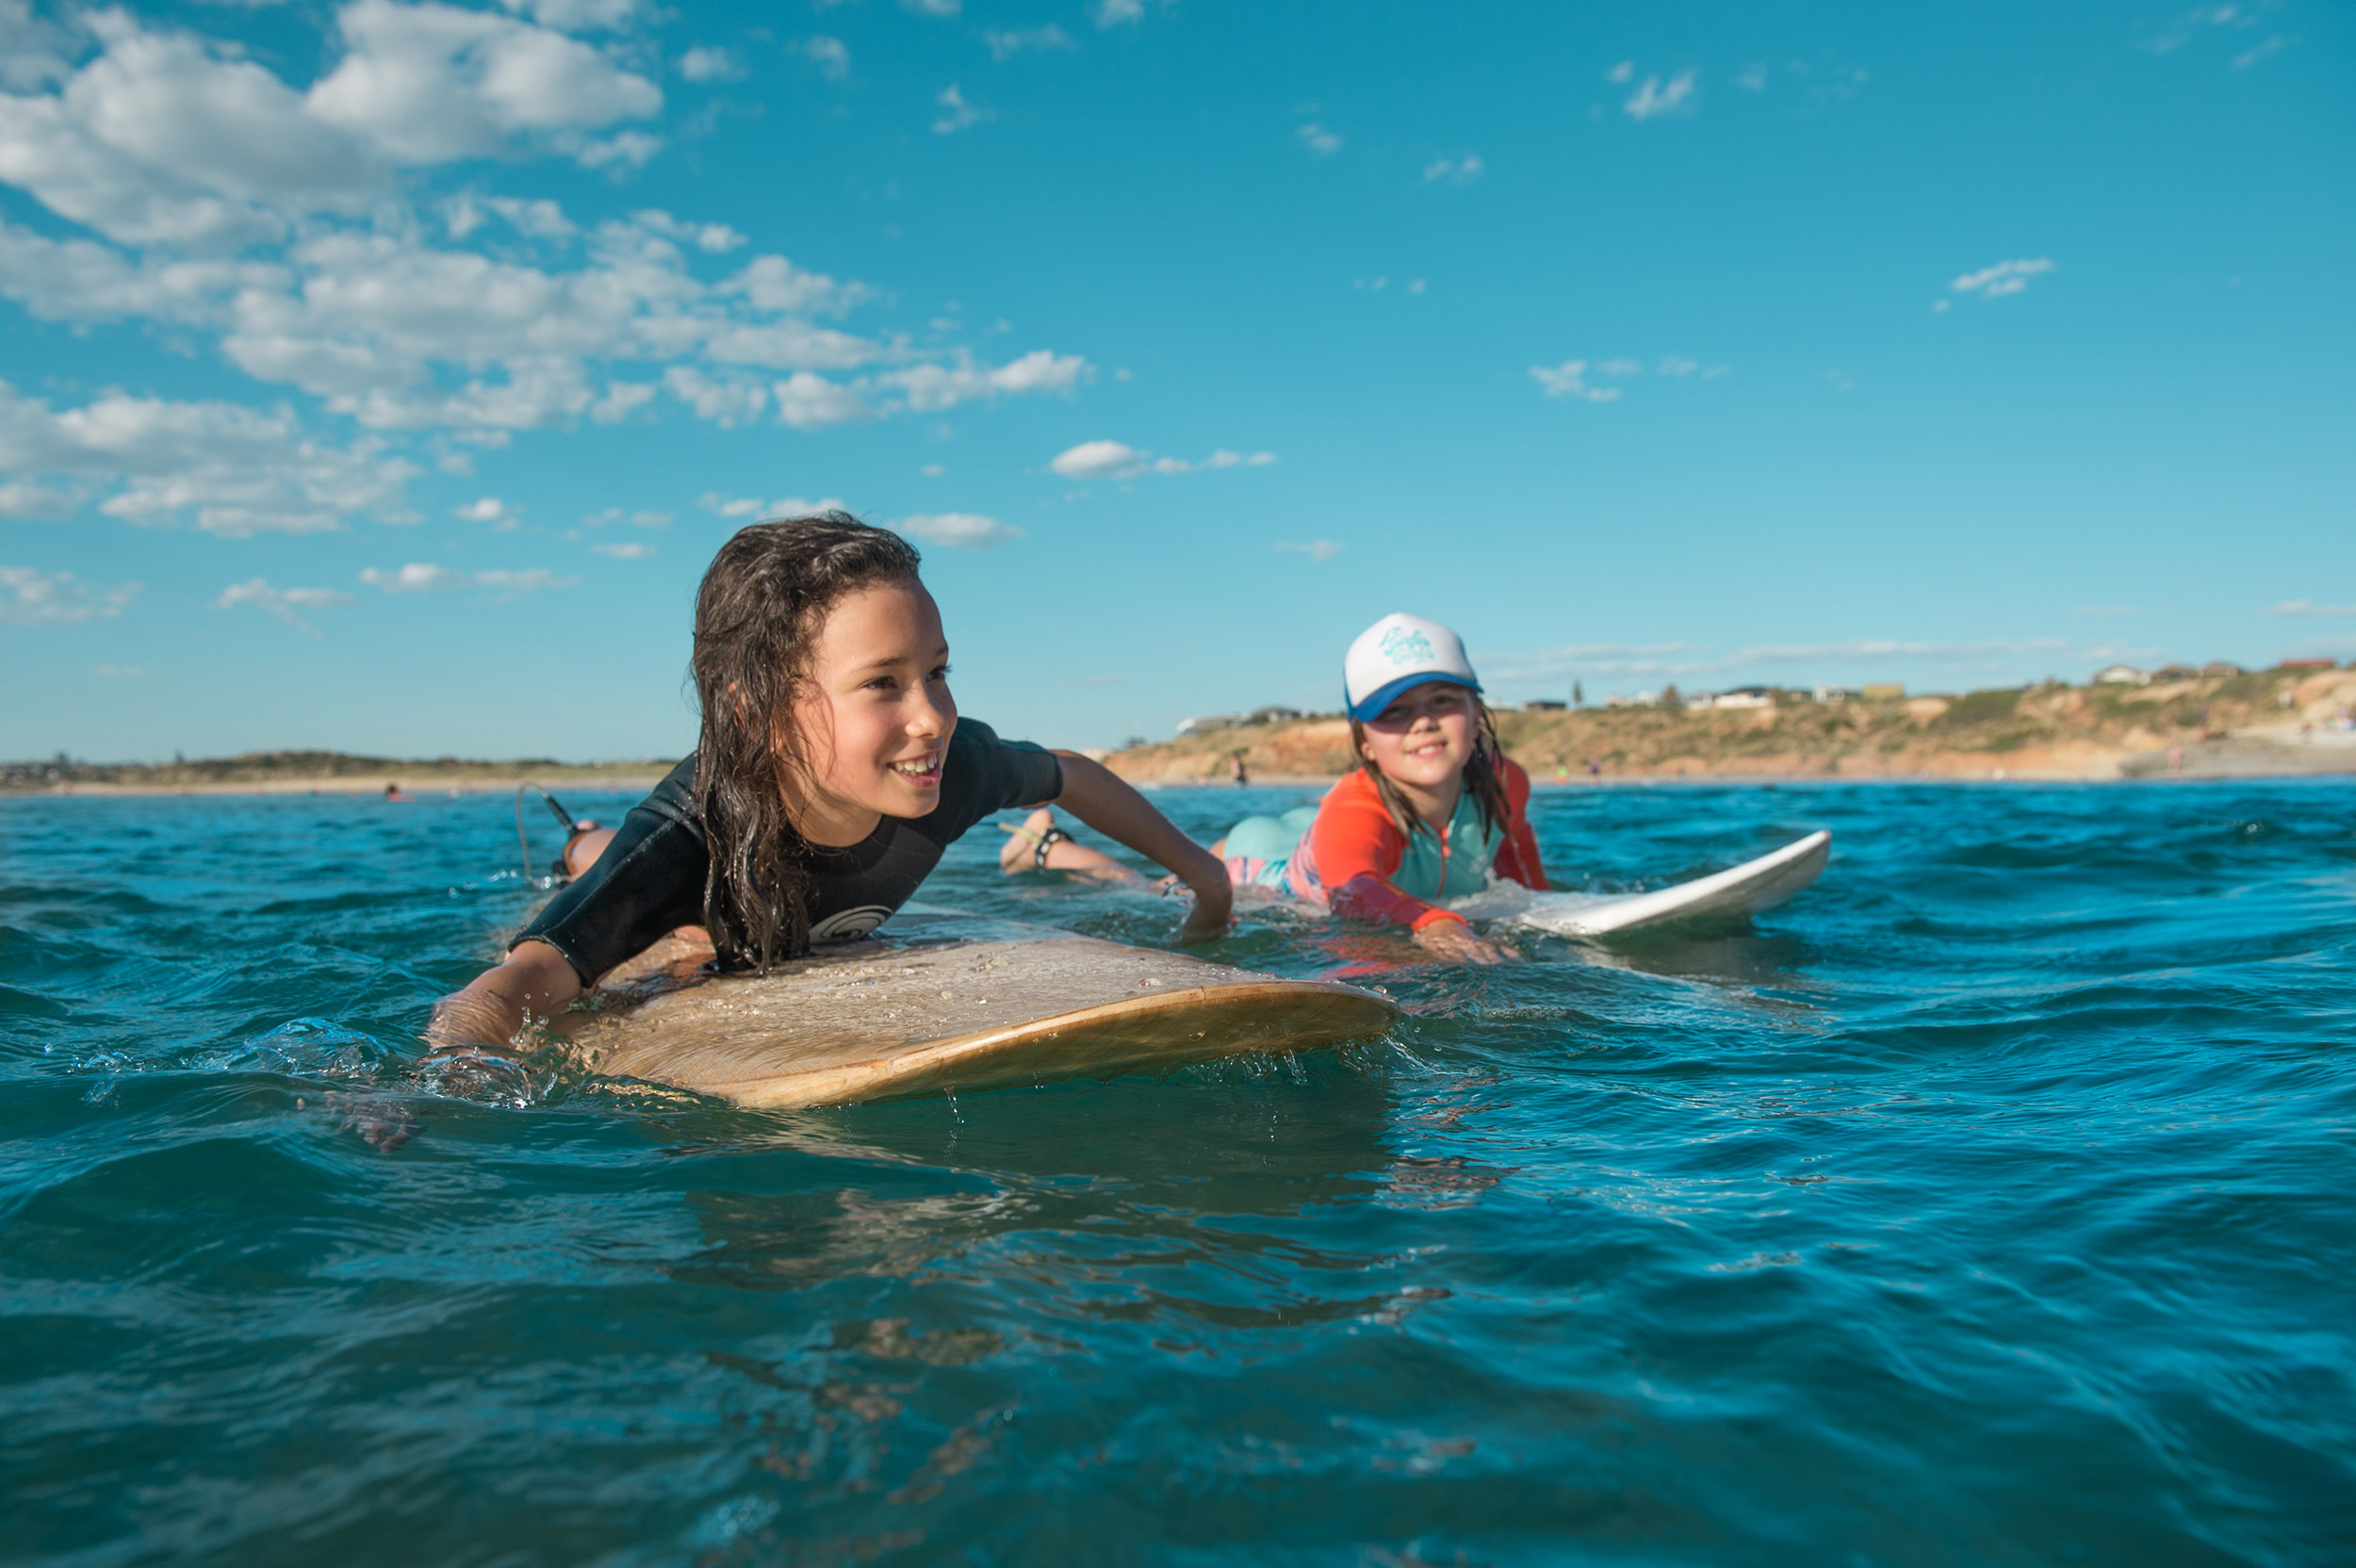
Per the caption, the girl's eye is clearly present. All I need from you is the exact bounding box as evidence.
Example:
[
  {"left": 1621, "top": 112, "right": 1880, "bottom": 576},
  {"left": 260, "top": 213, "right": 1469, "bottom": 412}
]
[{"left": 929, "top": 664, "right": 952, "bottom": 682}]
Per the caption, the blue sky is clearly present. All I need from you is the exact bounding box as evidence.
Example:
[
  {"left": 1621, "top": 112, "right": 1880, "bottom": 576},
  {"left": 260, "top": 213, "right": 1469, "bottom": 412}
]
[{"left": 2, "top": 0, "right": 2349, "bottom": 761}]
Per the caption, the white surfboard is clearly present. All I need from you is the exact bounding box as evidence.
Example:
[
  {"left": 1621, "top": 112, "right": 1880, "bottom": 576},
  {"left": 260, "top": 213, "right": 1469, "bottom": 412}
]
[
  {"left": 559, "top": 928, "right": 1398, "bottom": 1110},
  {"left": 1447, "top": 829, "right": 1831, "bottom": 939}
]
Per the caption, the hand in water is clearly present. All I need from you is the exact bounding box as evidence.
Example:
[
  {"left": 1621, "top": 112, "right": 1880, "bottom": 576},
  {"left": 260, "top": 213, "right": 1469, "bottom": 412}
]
[
  {"left": 323, "top": 1090, "right": 418, "bottom": 1152},
  {"left": 1414, "top": 918, "right": 1511, "bottom": 966},
  {"left": 1173, "top": 877, "right": 1233, "bottom": 944}
]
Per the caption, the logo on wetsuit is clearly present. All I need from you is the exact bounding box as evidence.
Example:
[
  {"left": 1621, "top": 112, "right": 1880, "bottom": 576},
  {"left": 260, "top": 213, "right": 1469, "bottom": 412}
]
[{"left": 809, "top": 905, "right": 893, "bottom": 943}]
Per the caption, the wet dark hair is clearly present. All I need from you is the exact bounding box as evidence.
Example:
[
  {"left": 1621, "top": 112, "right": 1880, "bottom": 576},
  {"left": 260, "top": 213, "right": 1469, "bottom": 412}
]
[
  {"left": 692, "top": 512, "right": 924, "bottom": 970},
  {"left": 1348, "top": 687, "right": 1513, "bottom": 844}
]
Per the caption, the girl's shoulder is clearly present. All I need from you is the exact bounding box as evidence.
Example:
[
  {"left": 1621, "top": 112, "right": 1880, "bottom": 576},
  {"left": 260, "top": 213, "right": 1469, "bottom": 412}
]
[
  {"left": 1495, "top": 752, "right": 1531, "bottom": 809},
  {"left": 1311, "top": 769, "right": 1403, "bottom": 840}
]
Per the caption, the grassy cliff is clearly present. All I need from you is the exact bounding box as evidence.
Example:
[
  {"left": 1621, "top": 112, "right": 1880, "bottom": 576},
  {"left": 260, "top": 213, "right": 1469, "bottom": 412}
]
[{"left": 1106, "top": 666, "right": 2356, "bottom": 783}]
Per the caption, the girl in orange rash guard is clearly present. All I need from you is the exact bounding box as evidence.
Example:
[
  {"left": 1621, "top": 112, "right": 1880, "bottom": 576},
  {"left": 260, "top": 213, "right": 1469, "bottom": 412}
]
[{"left": 1218, "top": 612, "right": 1547, "bottom": 965}]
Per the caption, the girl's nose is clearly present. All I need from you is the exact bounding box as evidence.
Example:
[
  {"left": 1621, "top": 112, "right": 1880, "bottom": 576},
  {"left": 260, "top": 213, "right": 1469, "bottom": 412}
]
[{"left": 906, "top": 687, "right": 949, "bottom": 737}]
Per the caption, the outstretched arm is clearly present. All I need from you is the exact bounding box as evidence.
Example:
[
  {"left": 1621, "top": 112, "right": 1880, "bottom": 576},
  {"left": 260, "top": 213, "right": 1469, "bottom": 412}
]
[
  {"left": 425, "top": 939, "right": 583, "bottom": 1055},
  {"left": 1049, "top": 750, "right": 1233, "bottom": 942}
]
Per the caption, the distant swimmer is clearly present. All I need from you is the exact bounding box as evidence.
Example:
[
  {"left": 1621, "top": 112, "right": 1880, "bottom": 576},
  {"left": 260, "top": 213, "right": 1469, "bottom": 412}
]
[
  {"left": 1231, "top": 750, "right": 1250, "bottom": 787},
  {"left": 384, "top": 782, "right": 410, "bottom": 801}
]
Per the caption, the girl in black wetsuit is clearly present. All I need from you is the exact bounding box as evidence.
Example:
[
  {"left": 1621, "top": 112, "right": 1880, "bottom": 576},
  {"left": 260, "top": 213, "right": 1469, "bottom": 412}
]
[{"left": 427, "top": 513, "right": 1232, "bottom": 1057}]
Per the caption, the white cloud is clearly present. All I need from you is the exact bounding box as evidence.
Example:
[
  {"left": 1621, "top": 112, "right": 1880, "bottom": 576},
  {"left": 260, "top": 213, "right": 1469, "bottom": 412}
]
[
  {"left": 1298, "top": 122, "right": 1344, "bottom": 156},
  {"left": 444, "top": 192, "right": 576, "bottom": 240},
  {"left": 1274, "top": 539, "right": 1342, "bottom": 562},
  {"left": 800, "top": 36, "right": 849, "bottom": 81},
  {"left": 571, "top": 129, "right": 661, "bottom": 171},
  {"left": 2233, "top": 35, "right": 2286, "bottom": 68},
  {"left": 1049, "top": 438, "right": 1142, "bottom": 479},
  {"left": 454, "top": 496, "right": 511, "bottom": 522},
  {"left": 307, "top": 0, "right": 663, "bottom": 167},
  {"left": 2139, "top": 4, "right": 2278, "bottom": 58},
  {"left": 216, "top": 577, "right": 354, "bottom": 632},
  {"left": 1422, "top": 155, "right": 1483, "bottom": 185},
  {"left": 1094, "top": 0, "right": 1145, "bottom": 25},
  {"left": 719, "top": 252, "right": 861, "bottom": 313},
  {"left": 898, "top": 513, "right": 1021, "bottom": 549},
  {"left": 877, "top": 350, "right": 1088, "bottom": 414},
  {"left": 0, "top": 564, "right": 139, "bottom": 625},
  {"left": 2265, "top": 600, "right": 2356, "bottom": 618},
  {"left": 931, "top": 83, "right": 986, "bottom": 135},
  {"left": 1529, "top": 361, "right": 1621, "bottom": 402},
  {"left": 903, "top": 0, "right": 961, "bottom": 15},
  {"left": 772, "top": 371, "right": 871, "bottom": 429},
  {"left": 583, "top": 506, "right": 668, "bottom": 529},
  {"left": 0, "top": 21, "right": 368, "bottom": 248},
  {"left": 499, "top": 0, "right": 651, "bottom": 30},
  {"left": 1658, "top": 356, "right": 1698, "bottom": 376},
  {"left": 1049, "top": 440, "right": 1274, "bottom": 480},
  {"left": 663, "top": 366, "right": 767, "bottom": 426},
  {"left": 590, "top": 540, "right": 653, "bottom": 558},
  {"left": 0, "top": 220, "right": 282, "bottom": 324},
  {"left": 590, "top": 380, "right": 657, "bottom": 422},
  {"left": 1605, "top": 60, "right": 1634, "bottom": 84},
  {"left": 0, "top": 0, "right": 74, "bottom": 92},
  {"left": 0, "top": 8, "right": 1097, "bottom": 509},
  {"left": 1952, "top": 257, "right": 2055, "bottom": 299},
  {"left": 360, "top": 562, "right": 580, "bottom": 593},
  {"left": 0, "top": 480, "right": 78, "bottom": 518},
  {"left": 700, "top": 491, "right": 849, "bottom": 520},
  {"left": 200, "top": 224, "right": 884, "bottom": 430},
  {"left": 632, "top": 208, "right": 744, "bottom": 253},
  {"left": 676, "top": 46, "right": 744, "bottom": 83},
  {"left": 0, "top": 378, "right": 417, "bottom": 535},
  {"left": 1736, "top": 62, "right": 1767, "bottom": 90},
  {"left": 1625, "top": 69, "right": 1697, "bottom": 120},
  {"left": 986, "top": 25, "right": 1074, "bottom": 59}
]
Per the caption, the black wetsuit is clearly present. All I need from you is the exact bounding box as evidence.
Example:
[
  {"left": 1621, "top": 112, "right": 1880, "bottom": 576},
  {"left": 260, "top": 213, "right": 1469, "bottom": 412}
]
[{"left": 516, "top": 719, "right": 1062, "bottom": 983}]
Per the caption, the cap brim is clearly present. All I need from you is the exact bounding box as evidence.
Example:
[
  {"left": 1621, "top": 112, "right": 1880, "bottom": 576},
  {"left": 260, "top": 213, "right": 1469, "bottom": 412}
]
[{"left": 1348, "top": 671, "right": 1481, "bottom": 723}]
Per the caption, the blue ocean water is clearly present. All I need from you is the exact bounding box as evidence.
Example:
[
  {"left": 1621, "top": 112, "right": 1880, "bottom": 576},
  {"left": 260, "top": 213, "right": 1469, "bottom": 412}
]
[{"left": 3, "top": 780, "right": 2350, "bottom": 1567}]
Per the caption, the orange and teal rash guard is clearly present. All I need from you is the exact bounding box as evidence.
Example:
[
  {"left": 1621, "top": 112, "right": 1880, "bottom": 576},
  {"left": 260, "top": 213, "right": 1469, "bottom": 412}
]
[{"left": 1285, "top": 758, "right": 1547, "bottom": 932}]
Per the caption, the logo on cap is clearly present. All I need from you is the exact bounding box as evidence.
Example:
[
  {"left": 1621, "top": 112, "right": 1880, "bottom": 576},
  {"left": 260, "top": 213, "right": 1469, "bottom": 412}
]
[{"left": 1379, "top": 626, "right": 1434, "bottom": 665}]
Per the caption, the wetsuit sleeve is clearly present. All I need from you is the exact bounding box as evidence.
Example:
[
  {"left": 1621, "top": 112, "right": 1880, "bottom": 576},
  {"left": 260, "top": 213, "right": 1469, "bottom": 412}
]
[
  {"left": 1490, "top": 756, "right": 1549, "bottom": 891},
  {"left": 513, "top": 759, "right": 707, "bottom": 986},
  {"left": 1308, "top": 771, "right": 1466, "bottom": 933},
  {"left": 942, "top": 718, "right": 1065, "bottom": 825}
]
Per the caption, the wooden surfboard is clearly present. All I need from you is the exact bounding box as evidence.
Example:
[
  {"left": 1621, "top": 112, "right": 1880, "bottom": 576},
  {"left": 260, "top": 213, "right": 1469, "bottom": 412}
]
[{"left": 561, "top": 932, "right": 1398, "bottom": 1110}]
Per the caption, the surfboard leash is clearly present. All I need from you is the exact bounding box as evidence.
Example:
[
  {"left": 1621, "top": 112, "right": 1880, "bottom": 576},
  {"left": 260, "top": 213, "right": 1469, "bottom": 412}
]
[{"left": 515, "top": 782, "right": 582, "bottom": 884}]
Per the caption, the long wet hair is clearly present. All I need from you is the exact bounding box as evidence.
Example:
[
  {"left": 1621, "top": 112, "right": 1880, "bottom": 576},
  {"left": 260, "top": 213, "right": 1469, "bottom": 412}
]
[
  {"left": 691, "top": 513, "right": 924, "bottom": 970},
  {"left": 1349, "top": 690, "right": 1513, "bottom": 844}
]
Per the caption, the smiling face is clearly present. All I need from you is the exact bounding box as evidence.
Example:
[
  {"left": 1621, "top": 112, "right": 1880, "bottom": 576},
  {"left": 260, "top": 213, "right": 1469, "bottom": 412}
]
[
  {"left": 783, "top": 578, "right": 957, "bottom": 844},
  {"left": 1356, "top": 679, "right": 1478, "bottom": 794}
]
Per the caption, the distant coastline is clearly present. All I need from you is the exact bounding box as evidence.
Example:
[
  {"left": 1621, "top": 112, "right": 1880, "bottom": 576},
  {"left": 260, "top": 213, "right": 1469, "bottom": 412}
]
[
  {"left": 9, "top": 663, "right": 2353, "bottom": 797},
  {"left": 1, "top": 751, "right": 674, "bottom": 798},
  {"left": 1108, "top": 663, "right": 2356, "bottom": 785}
]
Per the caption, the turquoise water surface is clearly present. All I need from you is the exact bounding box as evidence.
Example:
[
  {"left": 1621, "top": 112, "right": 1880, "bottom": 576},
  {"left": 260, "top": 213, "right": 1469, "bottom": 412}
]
[{"left": 4, "top": 781, "right": 2350, "bottom": 1566}]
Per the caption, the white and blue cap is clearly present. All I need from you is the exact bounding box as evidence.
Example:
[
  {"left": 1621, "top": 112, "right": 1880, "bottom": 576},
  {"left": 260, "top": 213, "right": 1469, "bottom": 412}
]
[{"left": 1343, "top": 612, "right": 1482, "bottom": 723}]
